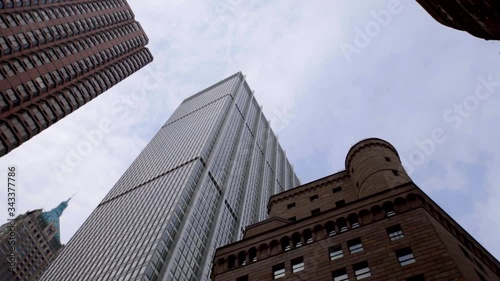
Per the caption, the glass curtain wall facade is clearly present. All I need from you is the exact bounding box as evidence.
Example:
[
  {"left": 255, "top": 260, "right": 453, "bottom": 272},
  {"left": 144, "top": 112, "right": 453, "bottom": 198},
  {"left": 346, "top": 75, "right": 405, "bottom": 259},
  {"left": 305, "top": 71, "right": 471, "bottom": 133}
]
[
  {"left": 0, "top": 0, "right": 153, "bottom": 156},
  {"left": 39, "top": 72, "right": 300, "bottom": 281}
]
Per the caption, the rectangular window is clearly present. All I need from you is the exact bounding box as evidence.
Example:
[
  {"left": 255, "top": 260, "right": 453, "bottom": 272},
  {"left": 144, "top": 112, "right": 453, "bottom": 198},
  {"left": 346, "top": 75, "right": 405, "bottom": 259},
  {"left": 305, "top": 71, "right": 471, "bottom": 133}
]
[
  {"left": 348, "top": 238, "right": 363, "bottom": 254},
  {"left": 26, "top": 31, "right": 38, "bottom": 46},
  {"left": 289, "top": 217, "right": 296, "bottom": 222},
  {"left": 385, "top": 157, "right": 391, "bottom": 162},
  {"left": 335, "top": 200, "right": 345, "bottom": 208},
  {"left": 332, "top": 268, "right": 348, "bottom": 281},
  {"left": 291, "top": 257, "right": 304, "bottom": 273},
  {"left": 311, "top": 208, "right": 320, "bottom": 216},
  {"left": 7, "top": 35, "right": 20, "bottom": 51},
  {"left": 16, "top": 85, "right": 29, "bottom": 101},
  {"left": 0, "top": 17, "right": 8, "bottom": 28},
  {"left": 474, "top": 259, "right": 485, "bottom": 272},
  {"left": 35, "top": 77, "right": 47, "bottom": 91},
  {"left": 2, "top": 63, "right": 15, "bottom": 76},
  {"left": 272, "top": 263, "right": 285, "bottom": 279},
  {"left": 332, "top": 186, "right": 342, "bottom": 193},
  {"left": 460, "top": 246, "right": 470, "bottom": 259},
  {"left": 22, "top": 56, "right": 34, "bottom": 69},
  {"left": 475, "top": 270, "right": 486, "bottom": 281},
  {"left": 386, "top": 224, "right": 404, "bottom": 241},
  {"left": 287, "top": 203, "right": 295, "bottom": 209},
  {"left": 31, "top": 54, "right": 43, "bottom": 66},
  {"left": 38, "top": 52, "right": 50, "bottom": 64},
  {"left": 329, "top": 245, "right": 343, "bottom": 260},
  {"left": 26, "top": 80, "right": 39, "bottom": 96},
  {"left": 5, "top": 15, "right": 17, "bottom": 27},
  {"left": 396, "top": 247, "right": 416, "bottom": 266},
  {"left": 34, "top": 30, "right": 46, "bottom": 44},
  {"left": 406, "top": 274, "right": 426, "bottom": 281},
  {"left": 236, "top": 275, "right": 248, "bottom": 281},
  {"left": 353, "top": 261, "right": 371, "bottom": 280},
  {"left": 310, "top": 194, "right": 319, "bottom": 202},
  {"left": 392, "top": 170, "right": 399, "bottom": 176}
]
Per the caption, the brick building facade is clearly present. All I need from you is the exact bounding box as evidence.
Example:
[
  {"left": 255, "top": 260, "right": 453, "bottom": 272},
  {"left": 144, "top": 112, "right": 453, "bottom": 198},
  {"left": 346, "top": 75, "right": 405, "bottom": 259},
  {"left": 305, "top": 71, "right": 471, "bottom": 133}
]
[
  {"left": 211, "top": 138, "right": 500, "bottom": 281},
  {"left": 417, "top": 0, "right": 500, "bottom": 40},
  {"left": 0, "top": 0, "right": 153, "bottom": 156}
]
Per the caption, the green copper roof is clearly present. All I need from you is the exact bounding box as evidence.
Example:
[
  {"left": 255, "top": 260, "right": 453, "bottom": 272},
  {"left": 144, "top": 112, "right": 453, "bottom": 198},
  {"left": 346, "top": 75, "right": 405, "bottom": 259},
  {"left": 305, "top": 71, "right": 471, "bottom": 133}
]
[{"left": 40, "top": 197, "right": 71, "bottom": 243}]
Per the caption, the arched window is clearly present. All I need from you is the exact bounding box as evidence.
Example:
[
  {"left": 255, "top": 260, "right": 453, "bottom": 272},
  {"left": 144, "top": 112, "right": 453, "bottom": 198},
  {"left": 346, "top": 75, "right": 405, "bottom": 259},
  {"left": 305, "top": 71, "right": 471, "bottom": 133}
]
[
  {"left": 371, "top": 205, "right": 384, "bottom": 221},
  {"left": 313, "top": 225, "right": 324, "bottom": 240},
  {"left": 259, "top": 243, "right": 268, "bottom": 259},
  {"left": 303, "top": 229, "right": 313, "bottom": 244},
  {"left": 359, "top": 209, "right": 371, "bottom": 225},
  {"left": 292, "top": 233, "right": 302, "bottom": 248},
  {"left": 337, "top": 218, "right": 348, "bottom": 232},
  {"left": 348, "top": 214, "right": 360, "bottom": 228},
  {"left": 325, "top": 221, "right": 336, "bottom": 237},
  {"left": 238, "top": 251, "right": 246, "bottom": 266},
  {"left": 270, "top": 240, "right": 280, "bottom": 255},
  {"left": 383, "top": 202, "right": 396, "bottom": 217},
  {"left": 228, "top": 255, "right": 236, "bottom": 269},
  {"left": 249, "top": 247, "right": 257, "bottom": 262},
  {"left": 281, "top": 237, "right": 291, "bottom": 252}
]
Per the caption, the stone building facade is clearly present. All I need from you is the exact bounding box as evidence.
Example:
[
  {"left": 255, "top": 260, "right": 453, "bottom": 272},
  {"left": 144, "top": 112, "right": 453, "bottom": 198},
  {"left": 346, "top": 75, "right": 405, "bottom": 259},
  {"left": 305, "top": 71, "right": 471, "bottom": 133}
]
[{"left": 211, "top": 138, "right": 500, "bottom": 281}]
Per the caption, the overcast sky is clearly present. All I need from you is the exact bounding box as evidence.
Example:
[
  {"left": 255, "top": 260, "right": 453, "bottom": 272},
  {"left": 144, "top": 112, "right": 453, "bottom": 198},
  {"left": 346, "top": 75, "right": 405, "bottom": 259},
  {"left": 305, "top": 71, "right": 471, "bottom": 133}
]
[{"left": 1, "top": 0, "right": 499, "bottom": 260}]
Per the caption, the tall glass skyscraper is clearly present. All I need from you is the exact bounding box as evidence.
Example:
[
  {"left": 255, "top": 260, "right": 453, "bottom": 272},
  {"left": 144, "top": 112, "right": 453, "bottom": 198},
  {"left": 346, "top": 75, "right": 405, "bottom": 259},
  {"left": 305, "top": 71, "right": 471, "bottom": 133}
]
[{"left": 40, "top": 72, "right": 300, "bottom": 281}]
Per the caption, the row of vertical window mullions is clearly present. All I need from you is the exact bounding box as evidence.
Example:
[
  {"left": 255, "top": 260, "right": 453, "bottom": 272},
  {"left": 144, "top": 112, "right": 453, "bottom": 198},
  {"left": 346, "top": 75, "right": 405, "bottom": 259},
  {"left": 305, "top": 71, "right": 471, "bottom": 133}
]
[
  {"left": 0, "top": 50, "right": 151, "bottom": 150},
  {"left": 168, "top": 179, "right": 220, "bottom": 280},
  {"left": 103, "top": 172, "right": 182, "bottom": 280},
  {"left": 0, "top": 0, "right": 126, "bottom": 29},
  {"left": 0, "top": 10, "right": 137, "bottom": 57},
  {"left": 48, "top": 173, "right": 178, "bottom": 281}
]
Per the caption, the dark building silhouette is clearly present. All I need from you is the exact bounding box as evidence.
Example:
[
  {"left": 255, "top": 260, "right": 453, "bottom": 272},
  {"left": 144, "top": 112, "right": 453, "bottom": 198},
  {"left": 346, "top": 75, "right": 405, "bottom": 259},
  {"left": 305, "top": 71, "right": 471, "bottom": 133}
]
[
  {"left": 417, "top": 0, "right": 500, "bottom": 40},
  {"left": 211, "top": 138, "right": 500, "bottom": 281},
  {"left": 0, "top": 198, "right": 70, "bottom": 281},
  {"left": 0, "top": 0, "right": 153, "bottom": 156},
  {"left": 40, "top": 72, "right": 300, "bottom": 281}
]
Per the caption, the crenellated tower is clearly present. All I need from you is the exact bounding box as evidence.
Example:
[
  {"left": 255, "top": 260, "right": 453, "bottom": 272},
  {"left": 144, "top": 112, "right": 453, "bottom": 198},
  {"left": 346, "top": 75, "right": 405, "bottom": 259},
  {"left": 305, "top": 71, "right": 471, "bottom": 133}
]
[{"left": 346, "top": 138, "right": 411, "bottom": 198}]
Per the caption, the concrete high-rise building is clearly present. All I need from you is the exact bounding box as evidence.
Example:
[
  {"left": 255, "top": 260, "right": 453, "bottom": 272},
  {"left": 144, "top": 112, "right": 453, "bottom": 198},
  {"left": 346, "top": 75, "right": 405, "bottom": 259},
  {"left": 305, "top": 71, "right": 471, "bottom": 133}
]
[
  {"left": 417, "top": 0, "right": 500, "bottom": 40},
  {"left": 211, "top": 138, "right": 500, "bottom": 281},
  {"left": 0, "top": 0, "right": 153, "bottom": 156},
  {"left": 40, "top": 72, "right": 300, "bottom": 281},
  {"left": 0, "top": 199, "right": 71, "bottom": 281}
]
